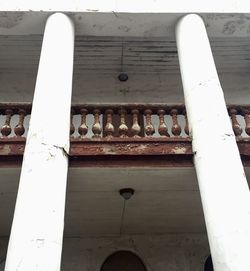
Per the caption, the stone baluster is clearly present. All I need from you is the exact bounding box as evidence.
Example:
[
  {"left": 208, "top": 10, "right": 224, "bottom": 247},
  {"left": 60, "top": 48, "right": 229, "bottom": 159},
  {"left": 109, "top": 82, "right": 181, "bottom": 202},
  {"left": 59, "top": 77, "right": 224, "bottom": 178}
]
[
  {"left": 1, "top": 109, "right": 13, "bottom": 137},
  {"left": 170, "top": 108, "right": 181, "bottom": 136},
  {"left": 229, "top": 108, "right": 242, "bottom": 136},
  {"left": 92, "top": 109, "right": 102, "bottom": 138},
  {"left": 104, "top": 109, "right": 114, "bottom": 138},
  {"left": 183, "top": 109, "right": 190, "bottom": 136},
  {"left": 144, "top": 109, "right": 155, "bottom": 136},
  {"left": 70, "top": 110, "right": 75, "bottom": 136},
  {"left": 118, "top": 109, "right": 128, "bottom": 137},
  {"left": 131, "top": 109, "right": 141, "bottom": 137},
  {"left": 14, "top": 109, "right": 26, "bottom": 137},
  {"left": 243, "top": 109, "right": 250, "bottom": 136},
  {"left": 78, "top": 109, "right": 88, "bottom": 138},
  {"left": 157, "top": 109, "right": 170, "bottom": 137}
]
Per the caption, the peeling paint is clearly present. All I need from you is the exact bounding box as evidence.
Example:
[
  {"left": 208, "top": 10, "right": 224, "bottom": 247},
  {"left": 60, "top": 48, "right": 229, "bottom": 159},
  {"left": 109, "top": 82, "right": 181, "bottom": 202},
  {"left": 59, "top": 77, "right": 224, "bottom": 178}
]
[
  {"left": 222, "top": 20, "right": 246, "bottom": 35},
  {"left": 36, "top": 239, "right": 45, "bottom": 248},
  {"left": 0, "top": 145, "right": 11, "bottom": 155},
  {"left": 41, "top": 142, "right": 69, "bottom": 157},
  {"left": 86, "top": 9, "right": 99, "bottom": 12},
  {"left": 118, "top": 25, "right": 131, "bottom": 32},
  {"left": 0, "top": 12, "right": 23, "bottom": 28},
  {"left": 172, "top": 147, "right": 187, "bottom": 154}
]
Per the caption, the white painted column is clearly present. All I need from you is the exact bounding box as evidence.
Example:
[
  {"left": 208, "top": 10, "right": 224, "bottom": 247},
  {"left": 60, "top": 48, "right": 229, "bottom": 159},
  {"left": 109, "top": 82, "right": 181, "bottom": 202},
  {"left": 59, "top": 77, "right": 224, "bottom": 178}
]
[
  {"left": 4, "top": 13, "right": 74, "bottom": 271},
  {"left": 176, "top": 14, "right": 250, "bottom": 271}
]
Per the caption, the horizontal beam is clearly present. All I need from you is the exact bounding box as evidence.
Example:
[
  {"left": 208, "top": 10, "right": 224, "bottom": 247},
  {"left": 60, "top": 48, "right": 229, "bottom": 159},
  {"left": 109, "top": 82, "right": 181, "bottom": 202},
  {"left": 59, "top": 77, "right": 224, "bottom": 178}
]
[
  {"left": 0, "top": 102, "right": 249, "bottom": 114},
  {"left": 0, "top": 137, "right": 249, "bottom": 167},
  {"left": 1, "top": 1, "right": 250, "bottom": 13},
  {"left": 1, "top": 11, "right": 250, "bottom": 37}
]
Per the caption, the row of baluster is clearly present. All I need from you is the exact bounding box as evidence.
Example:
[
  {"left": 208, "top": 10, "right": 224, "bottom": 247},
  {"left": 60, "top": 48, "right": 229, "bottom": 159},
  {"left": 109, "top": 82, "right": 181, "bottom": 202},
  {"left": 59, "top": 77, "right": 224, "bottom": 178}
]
[
  {"left": 0, "top": 109, "right": 26, "bottom": 137},
  {"left": 71, "top": 107, "right": 250, "bottom": 138},
  {"left": 70, "top": 108, "right": 189, "bottom": 138},
  {"left": 0, "top": 107, "right": 249, "bottom": 138}
]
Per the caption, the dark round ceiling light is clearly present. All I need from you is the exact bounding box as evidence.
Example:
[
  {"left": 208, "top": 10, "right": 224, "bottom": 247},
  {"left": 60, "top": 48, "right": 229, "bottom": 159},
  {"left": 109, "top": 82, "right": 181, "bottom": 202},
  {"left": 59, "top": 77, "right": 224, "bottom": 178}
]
[
  {"left": 118, "top": 73, "right": 128, "bottom": 82},
  {"left": 119, "top": 188, "right": 134, "bottom": 200}
]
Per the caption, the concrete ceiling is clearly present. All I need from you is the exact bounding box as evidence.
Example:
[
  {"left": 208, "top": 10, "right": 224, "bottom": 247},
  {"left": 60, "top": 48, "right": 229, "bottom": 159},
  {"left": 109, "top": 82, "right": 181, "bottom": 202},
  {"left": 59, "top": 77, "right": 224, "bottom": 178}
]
[
  {"left": 2, "top": 36, "right": 250, "bottom": 74},
  {"left": 0, "top": 36, "right": 250, "bottom": 104},
  {"left": 0, "top": 167, "right": 249, "bottom": 237}
]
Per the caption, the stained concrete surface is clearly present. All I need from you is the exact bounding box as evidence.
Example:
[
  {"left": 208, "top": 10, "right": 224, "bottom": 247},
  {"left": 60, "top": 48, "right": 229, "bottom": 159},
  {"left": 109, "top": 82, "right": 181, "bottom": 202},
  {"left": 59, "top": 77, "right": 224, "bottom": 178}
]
[
  {"left": 0, "top": 167, "right": 249, "bottom": 237},
  {"left": 0, "top": 234, "right": 210, "bottom": 271}
]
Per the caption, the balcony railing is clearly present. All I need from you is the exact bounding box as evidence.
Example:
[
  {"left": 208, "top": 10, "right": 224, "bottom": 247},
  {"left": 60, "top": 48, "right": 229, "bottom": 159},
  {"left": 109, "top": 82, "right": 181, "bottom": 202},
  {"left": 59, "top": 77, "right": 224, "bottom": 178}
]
[
  {"left": 0, "top": 103, "right": 249, "bottom": 166},
  {"left": 0, "top": 103, "right": 249, "bottom": 139}
]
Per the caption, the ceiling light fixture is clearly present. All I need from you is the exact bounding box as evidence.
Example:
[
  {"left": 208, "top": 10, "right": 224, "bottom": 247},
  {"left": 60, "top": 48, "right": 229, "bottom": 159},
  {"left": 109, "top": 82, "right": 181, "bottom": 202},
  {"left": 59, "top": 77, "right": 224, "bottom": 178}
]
[{"left": 119, "top": 188, "right": 135, "bottom": 200}]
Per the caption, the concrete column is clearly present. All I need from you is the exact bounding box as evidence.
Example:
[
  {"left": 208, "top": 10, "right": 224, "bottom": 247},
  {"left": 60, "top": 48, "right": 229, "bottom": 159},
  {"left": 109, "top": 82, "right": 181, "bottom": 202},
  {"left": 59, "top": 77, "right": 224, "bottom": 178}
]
[
  {"left": 176, "top": 14, "right": 250, "bottom": 271},
  {"left": 5, "top": 13, "right": 74, "bottom": 271}
]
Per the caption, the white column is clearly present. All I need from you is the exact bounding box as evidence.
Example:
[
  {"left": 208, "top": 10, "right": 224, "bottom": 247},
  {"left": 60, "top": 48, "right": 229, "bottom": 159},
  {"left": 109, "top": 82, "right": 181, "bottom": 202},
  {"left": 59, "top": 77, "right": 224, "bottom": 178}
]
[
  {"left": 176, "top": 14, "right": 250, "bottom": 271},
  {"left": 5, "top": 13, "right": 74, "bottom": 271}
]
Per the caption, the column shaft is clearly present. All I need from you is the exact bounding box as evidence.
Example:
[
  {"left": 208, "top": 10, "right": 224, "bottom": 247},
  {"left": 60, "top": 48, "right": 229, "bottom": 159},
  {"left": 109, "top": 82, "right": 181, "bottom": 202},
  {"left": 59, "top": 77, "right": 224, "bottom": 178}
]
[
  {"left": 176, "top": 14, "right": 250, "bottom": 271},
  {"left": 5, "top": 13, "right": 74, "bottom": 271}
]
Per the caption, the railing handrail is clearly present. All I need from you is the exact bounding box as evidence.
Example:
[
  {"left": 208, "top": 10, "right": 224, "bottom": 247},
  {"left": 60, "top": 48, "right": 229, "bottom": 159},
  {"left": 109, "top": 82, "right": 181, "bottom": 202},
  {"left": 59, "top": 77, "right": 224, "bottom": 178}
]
[{"left": 0, "top": 103, "right": 249, "bottom": 115}]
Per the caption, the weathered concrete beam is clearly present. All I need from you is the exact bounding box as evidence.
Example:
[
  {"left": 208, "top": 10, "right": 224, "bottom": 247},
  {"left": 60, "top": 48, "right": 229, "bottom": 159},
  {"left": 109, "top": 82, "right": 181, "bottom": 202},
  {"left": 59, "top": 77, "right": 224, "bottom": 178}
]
[
  {"left": 0, "top": 138, "right": 250, "bottom": 167},
  {"left": 1, "top": 10, "right": 250, "bottom": 37},
  {"left": 1, "top": 0, "right": 250, "bottom": 13}
]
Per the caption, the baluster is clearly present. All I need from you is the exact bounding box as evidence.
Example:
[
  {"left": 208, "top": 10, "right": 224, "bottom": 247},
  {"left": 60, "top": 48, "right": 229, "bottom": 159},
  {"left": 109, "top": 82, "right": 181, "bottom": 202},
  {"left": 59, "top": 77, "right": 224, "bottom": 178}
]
[
  {"left": 70, "top": 110, "right": 75, "bottom": 136},
  {"left": 131, "top": 109, "right": 141, "bottom": 137},
  {"left": 243, "top": 109, "right": 250, "bottom": 136},
  {"left": 157, "top": 109, "right": 170, "bottom": 137},
  {"left": 104, "top": 109, "right": 114, "bottom": 138},
  {"left": 144, "top": 109, "right": 155, "bottom": 136},
  {"left": 92, "top": 109, "right": 102, "bottom": 138},
  {"left": 170, "top": 108, "right": 181, "bottom": 136},
  {"left": 229, "top": 108, "right": 242, "bottom": 136},
  {"left": 118, "top": 109, "right": 128, "bottom": 137},
  {"left": 14, "top": 109, "right": 26, "bottom": 137},
  {"left": 78, "top": 109, "right": 88, "bottom": 138},
  {"left": 183, "top": 109, "right": 190, "bottom": 136},
  {"left": 1, "top": 109, "right": 13, "bottom": 137}
]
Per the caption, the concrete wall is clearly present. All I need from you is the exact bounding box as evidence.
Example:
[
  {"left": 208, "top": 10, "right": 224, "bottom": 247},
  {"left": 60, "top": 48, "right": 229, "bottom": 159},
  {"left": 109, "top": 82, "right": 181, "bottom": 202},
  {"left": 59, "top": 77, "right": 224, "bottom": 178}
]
[{"left": 0, "top": 234, "right": 210, "bottom": 271}]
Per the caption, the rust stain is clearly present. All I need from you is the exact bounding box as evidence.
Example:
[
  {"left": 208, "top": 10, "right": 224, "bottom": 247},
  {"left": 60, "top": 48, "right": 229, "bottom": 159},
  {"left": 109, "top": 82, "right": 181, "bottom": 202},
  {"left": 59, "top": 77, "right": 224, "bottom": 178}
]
[
  {"left": 70, "top": 140, "right": 192, "bottom": 156},
  {"left": 0, "top": 138, "right": 249, "bottom": 167}
]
